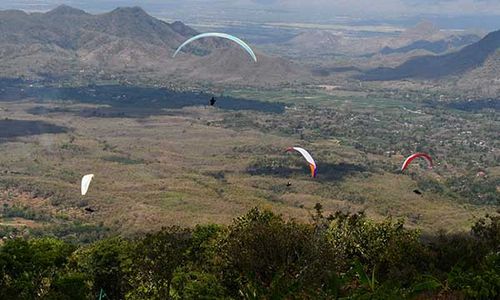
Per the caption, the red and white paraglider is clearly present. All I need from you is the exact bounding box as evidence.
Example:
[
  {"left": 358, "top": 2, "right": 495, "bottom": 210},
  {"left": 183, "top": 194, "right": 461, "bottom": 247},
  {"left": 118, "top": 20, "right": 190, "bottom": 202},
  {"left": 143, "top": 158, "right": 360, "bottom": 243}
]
[
  {"left": 286, "top": 147, "right": 317, "bottom": 178},
  {"left": 401, "top": 153, "right": 433, "bottom": 172}
]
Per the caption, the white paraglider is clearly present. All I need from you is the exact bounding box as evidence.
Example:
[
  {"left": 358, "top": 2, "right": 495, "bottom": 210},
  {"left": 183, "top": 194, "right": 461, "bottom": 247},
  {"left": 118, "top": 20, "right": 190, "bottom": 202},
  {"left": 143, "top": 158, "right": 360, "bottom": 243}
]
[
  {"left": 81, "top": 174, "right": 94, "bottom": 196},
  {"left": 173, "top": 32, "right": 257, "bottom": 62}
]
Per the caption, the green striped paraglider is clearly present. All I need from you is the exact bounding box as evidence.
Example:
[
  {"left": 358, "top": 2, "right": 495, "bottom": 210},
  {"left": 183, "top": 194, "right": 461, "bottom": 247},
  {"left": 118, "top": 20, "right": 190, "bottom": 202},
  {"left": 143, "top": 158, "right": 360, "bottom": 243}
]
[{"left": 173, "top": 32, "right": 257, "bottom": 62}]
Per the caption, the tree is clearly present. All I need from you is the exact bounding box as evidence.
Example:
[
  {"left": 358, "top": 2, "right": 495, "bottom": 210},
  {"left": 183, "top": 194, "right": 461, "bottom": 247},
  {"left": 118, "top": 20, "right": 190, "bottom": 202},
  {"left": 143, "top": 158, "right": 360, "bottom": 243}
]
[
  {"left": 0, "top": 238, "right": 74, "bottom": 299},
  {"left": 219, "top": 207, "right": 338, "bottom": 298},
  {"left": 73, "top": 237, "right": 134, "bottom": 300},
  {"left": 326, "top": 211, "right": 428, "bottom": 285},
  {"left": 131, "top": 226, "right": 192, "bottom": 299},
  {"left": 44, "top": 273, "right": 88, "bottom": 300}
]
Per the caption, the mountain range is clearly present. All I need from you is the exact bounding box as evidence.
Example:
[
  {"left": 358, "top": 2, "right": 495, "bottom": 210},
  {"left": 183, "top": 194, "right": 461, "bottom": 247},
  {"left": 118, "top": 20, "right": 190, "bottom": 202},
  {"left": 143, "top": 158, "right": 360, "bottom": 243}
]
[
  {"left": 361, "top": 29, "right": 500, "bottom": 81},
  {"left": 0, "top": 5, "right": 304, "bottom": 85},
  {"left": 378, "top": 34, "right": 481, "bottom": 56},
  {"left": 282, "top": 21, "right": 482, "bottom": 57},
  {"left": 0, "top": 5, "right": 498, "bottom": 91}
]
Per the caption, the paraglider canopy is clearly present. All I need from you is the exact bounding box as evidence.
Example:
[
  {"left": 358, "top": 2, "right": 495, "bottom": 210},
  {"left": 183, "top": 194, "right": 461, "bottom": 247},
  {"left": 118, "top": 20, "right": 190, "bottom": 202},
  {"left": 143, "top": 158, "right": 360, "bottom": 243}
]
[
  {"left": 81, "top": 174, "right": 94, "bottom": 196},
  {"left": 286, "top": 147, "right": 317, "bottom": 178},
  {"left": 173, "top": 32, "right": 257, "bottom": 62},
  {"left": 401, "top": 153, "right": 433, "bottom": 172}
]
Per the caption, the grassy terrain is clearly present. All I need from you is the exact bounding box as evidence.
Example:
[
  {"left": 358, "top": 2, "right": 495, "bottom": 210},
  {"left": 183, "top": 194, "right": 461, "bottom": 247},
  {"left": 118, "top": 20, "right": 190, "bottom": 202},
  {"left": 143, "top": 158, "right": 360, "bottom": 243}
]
[{"left": 0, "top": 83, "right": 497, "bottom": 240}]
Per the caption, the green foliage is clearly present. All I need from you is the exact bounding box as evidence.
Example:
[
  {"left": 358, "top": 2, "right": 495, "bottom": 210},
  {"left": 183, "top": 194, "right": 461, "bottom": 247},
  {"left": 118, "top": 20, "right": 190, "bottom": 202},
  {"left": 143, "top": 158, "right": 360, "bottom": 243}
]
[
  {"left": 354, "top": 260, "right": 378, "bottom": 292},
  {"left": 44, "top": 273, "right": 89, "bottom": 300},
  {"left": 471, "top": 212, "right": 500, "bottom": 249},
  {"left": 219, "top": 207, "right": 339, "bottom": 298},
  {"left": 446, "top": 175, "right": 500, "bottom": 205},
  {"left": 2, "top": 205, "right": 52, "bottom": 222},
  {"left": 327, "top": 211, "right": 429, "bottom": 284},
  {"left": 0, "top": 208, "right": 498, "bottom": 299},
  {"left": 406, "top": 275, "right": 444, "bottom": 299},
  {"left": 448, "top": 253, "right": 500, "bottom": 299},
  {"left": 29, "top": 221, "right": 111, "bottom": 244},
  {"left": 73, "top": 237, "right": 134, "bottom": 300},
  {"left": 172, "top": 270, "right": 227, "bottom": 300},
  {"left": 188, "top": 224, "right": 224, "bottom": 269},
  {"left": 129, "top": 226, "right": 192, "bottom": 299},
  {"left": 0, "top": 238, "right": 75, "bottom": 299}
]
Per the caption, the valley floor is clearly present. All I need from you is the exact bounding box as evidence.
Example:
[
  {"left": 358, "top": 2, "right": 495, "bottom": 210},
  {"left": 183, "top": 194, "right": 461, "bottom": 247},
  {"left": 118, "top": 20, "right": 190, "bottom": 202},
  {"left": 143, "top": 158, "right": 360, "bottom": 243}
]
[{"left": 0, "top": 84, "right": 497, "bottom": 239}]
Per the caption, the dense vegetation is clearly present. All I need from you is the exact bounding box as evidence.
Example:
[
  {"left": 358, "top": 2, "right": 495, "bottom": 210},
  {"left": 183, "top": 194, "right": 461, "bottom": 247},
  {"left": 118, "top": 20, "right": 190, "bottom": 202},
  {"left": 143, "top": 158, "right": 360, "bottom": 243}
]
[{"left": 0, "top": 206, "right": 498, "bottom": 299}]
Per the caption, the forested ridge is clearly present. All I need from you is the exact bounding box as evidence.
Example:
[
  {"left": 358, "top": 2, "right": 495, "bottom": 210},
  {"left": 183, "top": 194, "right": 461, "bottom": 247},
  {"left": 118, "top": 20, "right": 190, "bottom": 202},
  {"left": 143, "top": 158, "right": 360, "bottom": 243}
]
[{"left": 0, "top": 205, "right": 498, "bottom": 299}]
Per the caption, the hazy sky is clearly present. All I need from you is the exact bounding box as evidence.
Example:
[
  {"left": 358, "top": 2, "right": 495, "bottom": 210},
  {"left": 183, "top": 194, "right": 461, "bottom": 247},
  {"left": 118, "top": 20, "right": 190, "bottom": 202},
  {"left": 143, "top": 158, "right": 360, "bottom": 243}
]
[
  {"left": 249, "top": 0, "right": 500, "bottom": 15},
  {"left": 3, "top": 0, "right": 500, "bottom": 15},
  {"left": 2, "top": 0, "right": 500, "bottom": 29}
]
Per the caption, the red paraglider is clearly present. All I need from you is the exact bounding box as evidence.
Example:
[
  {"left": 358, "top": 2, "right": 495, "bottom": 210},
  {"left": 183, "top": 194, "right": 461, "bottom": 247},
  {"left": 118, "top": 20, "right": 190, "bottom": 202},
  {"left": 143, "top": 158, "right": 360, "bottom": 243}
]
[
  {"left": 286, "top": 147, "right": 317, "bottom": 178},
  {"left": 401, "top": 153, "right": 433, "bottom": 171}
]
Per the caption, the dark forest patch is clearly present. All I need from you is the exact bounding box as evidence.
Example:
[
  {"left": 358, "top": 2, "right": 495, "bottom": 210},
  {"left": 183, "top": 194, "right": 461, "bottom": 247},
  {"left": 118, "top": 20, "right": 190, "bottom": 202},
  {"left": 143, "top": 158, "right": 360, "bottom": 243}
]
[
  {"left": 0, "top": 79, "right": 285, "bottom": 117},
  {"left": 0, "top": 119, "right": 68, "bottom": 140}
]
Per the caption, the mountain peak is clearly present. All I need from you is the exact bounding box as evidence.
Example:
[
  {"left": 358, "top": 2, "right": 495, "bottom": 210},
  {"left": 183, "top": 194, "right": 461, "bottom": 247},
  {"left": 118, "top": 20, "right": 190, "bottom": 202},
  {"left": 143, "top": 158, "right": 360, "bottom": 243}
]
[
  {"left": 46, "top": 5, "right": 88, "bottom": 16},
  {"left": 414, "top": 20, "right": 439, "bottom": 31},
  {"left": 171, "top": 21, "right": 186, "bottom": 27},
  {"left": 109, "top": 6, "right": 149, "bottom": 17},
  {"left": 403, "top": 20, "right": 440, "bottom": 39}
]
